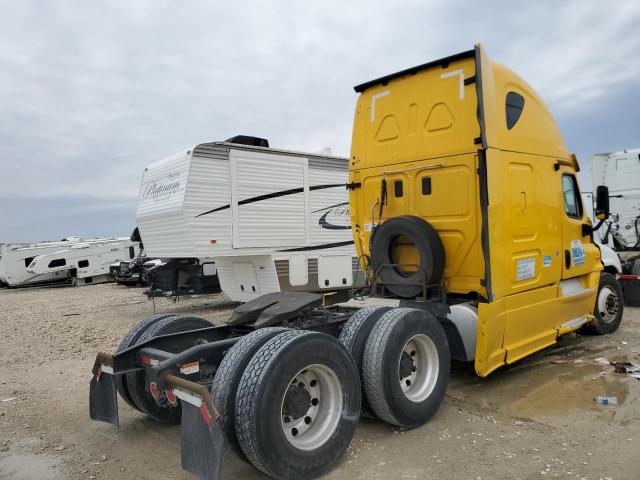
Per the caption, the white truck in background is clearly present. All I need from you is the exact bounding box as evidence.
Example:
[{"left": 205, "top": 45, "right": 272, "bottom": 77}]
[{"left": 585, "top": 148, "right": 640, "bottom": 305}]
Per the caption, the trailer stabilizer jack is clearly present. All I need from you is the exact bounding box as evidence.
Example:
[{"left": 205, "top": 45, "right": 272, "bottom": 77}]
[
  {"left": 164, "top": 374, "right": 224, "bottom": 480},
  {"left": 89, "top": 353, "right": 119, "bottom": 427}
]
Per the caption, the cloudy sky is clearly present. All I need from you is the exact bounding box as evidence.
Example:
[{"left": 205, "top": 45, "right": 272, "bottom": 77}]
[{"left": 1, "top": 1, "right": 639, "bottom": 242}]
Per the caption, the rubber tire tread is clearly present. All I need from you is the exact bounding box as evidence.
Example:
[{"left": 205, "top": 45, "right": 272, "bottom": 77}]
[
  {"left": 235, "top": 330, "right": 360, "bottom": 479},
  {"left": 211, "top": 327, "right": 288, "bottom": 461},
  {"left": 338, "top": 306, "right": 391, "bottom": 418},
  {"left": 126, "top": 314, "right": 213, "bottom": 423},
  {"left": 362, "top": 308, "right": 450, "bottom": 428},
  {"left": 583, "top": 272, "right": 624, "bottom": 335},
  {"left": 115, "top": 313, "right": 174, "bottom": 411},
  {"left": 370, "top": 215, "right": 445, "bottom": 298}
]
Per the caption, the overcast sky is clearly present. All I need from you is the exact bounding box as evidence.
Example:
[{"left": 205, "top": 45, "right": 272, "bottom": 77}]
[{"left": 1, "top": 1, "right": 639, "bottom": 242}]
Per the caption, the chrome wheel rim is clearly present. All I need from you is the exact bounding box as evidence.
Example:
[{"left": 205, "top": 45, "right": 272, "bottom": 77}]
[
  {"left": 597, "top": 286, "right": 619, "bottom": 323},
  {"left": 399, "top": 334, "right": 439, "bottom": 402},
  {"left": 280, "top": 364, "right": 343, "bottom": 451}
]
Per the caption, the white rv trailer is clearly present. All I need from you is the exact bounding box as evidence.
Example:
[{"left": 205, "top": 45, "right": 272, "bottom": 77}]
[
  {"left": 0, "top": 239, "right": 89, "bottom": 287},
  {"left": 136, "top": 140, "right": 359, "bottom": 302},
  {"left": 591, "top": 148, "right": 640, "bottom": 250},
  {"left": 26, "top": 238, "right": 140, "bottom": 286}
]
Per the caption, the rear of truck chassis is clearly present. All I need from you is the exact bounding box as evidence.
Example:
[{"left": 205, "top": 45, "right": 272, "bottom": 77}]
[{"left": 89, "top": 292, "right": 454, "bottom": 480}]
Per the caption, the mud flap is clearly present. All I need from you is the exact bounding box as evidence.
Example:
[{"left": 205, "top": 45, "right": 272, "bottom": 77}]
[
  {"left": 89, "top": 365, "right": 119, "bottom": 427},
  {"left": 180, "top": 399, "right": 224, "bottom": 480},
  {"left": 166, "top": 374, "right": 224, "bottom": 480}
]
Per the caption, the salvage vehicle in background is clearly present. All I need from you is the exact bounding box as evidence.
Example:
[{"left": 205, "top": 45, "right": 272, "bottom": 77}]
[
  {"left": 89, "top": 44, "right": 624, "bottom": 480},
  {"left": 585, "top": 148, "right": 640, "bottom": 306}
]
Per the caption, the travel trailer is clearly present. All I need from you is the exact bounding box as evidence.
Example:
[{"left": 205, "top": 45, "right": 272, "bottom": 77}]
[
  {"left": 26, "top": 238, "right": 140, "bottom": 286},
  {"left": 135, "top": 136, "right": 360, "bottom": 302},
  {"left": 0, "top": 238, "right": 82, "bottom": 287}
]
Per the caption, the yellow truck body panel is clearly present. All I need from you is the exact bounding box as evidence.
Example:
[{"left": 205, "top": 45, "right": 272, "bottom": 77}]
[{"left": 349, "top": 44, "right": 601, "bottom": 376}]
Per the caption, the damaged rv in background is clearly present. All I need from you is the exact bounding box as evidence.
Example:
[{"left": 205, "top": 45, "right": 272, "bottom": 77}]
[
  {"left": 0, "top": 237, "right": 140, "bottom": 287},
  {"left": 134, "top": 135, "right": 361, "bottom": 301}
]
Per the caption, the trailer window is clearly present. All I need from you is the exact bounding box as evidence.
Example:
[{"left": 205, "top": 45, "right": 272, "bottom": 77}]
[
  {"left": 78, "top": 260, "right": 89, "bottom": 268},
  {"left": 562, "top": 174, "right": 582, "bottom": 219},
  {"left": 24, "top": 257, "right": 34, "bottom": 268},
  {"left": 506, "top": 91, "right": 524, "bottom": 130},
  {"left": 48, "top": 258, "right": 66, "bottom": 268},
  {"left": 129, "top": 246, "right": 135, "bottom": 259}
]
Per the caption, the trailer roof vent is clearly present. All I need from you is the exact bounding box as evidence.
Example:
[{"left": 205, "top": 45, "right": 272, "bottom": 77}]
[{"left": 225, "top": 135, "right": 269, "bottom": 148}]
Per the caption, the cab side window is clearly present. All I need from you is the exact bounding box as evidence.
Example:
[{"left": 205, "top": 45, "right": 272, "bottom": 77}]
[{"left": 562, "top": 174, "right": 582, "bottom": 219}]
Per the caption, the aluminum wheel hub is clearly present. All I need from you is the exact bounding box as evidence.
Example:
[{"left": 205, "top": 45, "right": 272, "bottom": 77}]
[
  {"left": 280, "top": 364, "right": 342, "bottom": 451},
  {"left": 399, "top": 334, "right": 439, "bottom": 403}
]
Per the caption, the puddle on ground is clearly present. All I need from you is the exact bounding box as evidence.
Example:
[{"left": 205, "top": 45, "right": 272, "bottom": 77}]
[
  {"left": 451, "top": 361, "right": 640, "bottom": 424},
  {"left": 0, "top": 452, "right": 62, "bottom": 480},
  {"left": 504, "top": 365, "right": 630, "bottom": 418}
]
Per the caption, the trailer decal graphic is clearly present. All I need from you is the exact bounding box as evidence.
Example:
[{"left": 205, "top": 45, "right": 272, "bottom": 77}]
[
  {"left": 314, "top": 202, "right": 351, "bottom": 230},
  {"left": 194, "top": 183, "right": 347, "bottom": 218}
]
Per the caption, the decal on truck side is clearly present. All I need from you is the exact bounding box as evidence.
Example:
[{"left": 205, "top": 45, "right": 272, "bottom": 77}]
[{"left": 570, "top": 239, "right": 585, "bottom": 266}]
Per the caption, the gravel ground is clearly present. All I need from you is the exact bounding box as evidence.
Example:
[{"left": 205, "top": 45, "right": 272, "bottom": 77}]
[{"left": 0, "top": 283, "right": 639, "bottom": 480}]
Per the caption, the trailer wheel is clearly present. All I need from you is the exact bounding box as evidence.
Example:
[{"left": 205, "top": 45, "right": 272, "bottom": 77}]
[
  {"left": 584, "top": 272, "right": 624, "bottom": 335},
  {"left": 127, "top": 314, "right": 213, "bottom": 423},
  {"left": 362, "top": 308, "right": 449, "bottom": 428},
  {"left": 211, "top": 327, "right": 288, "bottom": 461},
  {"left": 235, "top": 330, "right": 360, "bottom": 480},
  {"left": 116, "top": 313, "right": 175, "bottom": 411},
  {"left": 370, "top": 215, "right": 445, "bottom": 299},
  {"left": 338, "top": 306, "right": 391, "bottom": 418}
]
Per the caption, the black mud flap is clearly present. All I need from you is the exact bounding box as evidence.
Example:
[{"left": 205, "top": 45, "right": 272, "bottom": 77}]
[
  {"left": 89, "top": 369, "right": 119, "bottom": 427},
  {"left": 179, "top": 395, "right": 224, "bottom": 480}
]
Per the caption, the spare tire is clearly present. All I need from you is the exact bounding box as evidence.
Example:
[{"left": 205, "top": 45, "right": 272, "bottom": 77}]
[{"left": 370, "top": 216, "right": 445, "bottom": 298}]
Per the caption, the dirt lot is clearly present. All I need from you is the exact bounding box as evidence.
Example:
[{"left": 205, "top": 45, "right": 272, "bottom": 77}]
[{"left": 0, "top": 283, "right": 639, "bottom": 480}]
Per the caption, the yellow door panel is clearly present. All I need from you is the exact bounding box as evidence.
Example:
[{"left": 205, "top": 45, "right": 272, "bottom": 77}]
[{"left": 558, "top": 167, "right": 601, "bottom": 280}]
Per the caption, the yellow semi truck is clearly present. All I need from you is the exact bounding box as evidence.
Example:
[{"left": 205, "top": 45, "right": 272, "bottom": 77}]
[{"left": 89, "top": 44, "right": 623, "bottom": 480}]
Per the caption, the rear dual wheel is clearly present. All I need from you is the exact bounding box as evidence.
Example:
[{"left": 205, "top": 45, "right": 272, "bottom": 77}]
[
  {"left": 362, "top": 308, "right": 450, "bottom": 427},
  {"left": 233, "top": 330, "right": 361, "bottom": 480}
]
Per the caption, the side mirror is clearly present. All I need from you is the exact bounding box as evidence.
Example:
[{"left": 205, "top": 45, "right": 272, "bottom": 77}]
[{"left": 595, "top": 185, "right": 610, "bottom": 220}]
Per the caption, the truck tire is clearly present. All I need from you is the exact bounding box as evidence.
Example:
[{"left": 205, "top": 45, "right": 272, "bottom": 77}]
[
  {"left": 126, "top": 314, "right": 213, "bottom": 423},
  {"left": 370, "top": 215, "right": 445, "bottom": 298},
  {"left": 235, "top": 330, "right": 360, "bottom": 480},
  {"left": 362, "top": 308, "right": 450, "bottom": 428},
  {"left": 584, "top": 272, "right": 624, "bottom": 335},
  {"left": 211, "top": 327, "right": 288, "bottom": 461},
  {"left": 116, "top": 313, "right": 174, "bottom": 411},
  {"left": 338, "top": 306, "right": 391, "bottom": 418}
]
